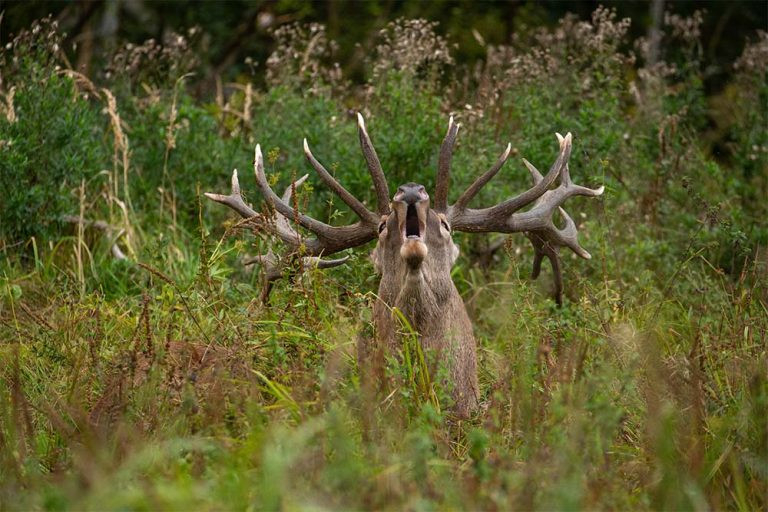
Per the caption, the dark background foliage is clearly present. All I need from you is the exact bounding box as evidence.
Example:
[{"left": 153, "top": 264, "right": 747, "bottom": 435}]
[{"left": 1, "top": 0, "right": 764, "bottom": 90}]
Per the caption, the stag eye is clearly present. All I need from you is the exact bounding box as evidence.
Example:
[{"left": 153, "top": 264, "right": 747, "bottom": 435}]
[
  {"left": 378, "top": 221, "right": 386, "bottom": 233},
  {"left": 440, "top": 219, "right": 451, "bottom": 232}
]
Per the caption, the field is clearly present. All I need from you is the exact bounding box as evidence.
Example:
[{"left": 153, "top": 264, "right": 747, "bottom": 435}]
[{"left": 0, "top": 7, "right": 766, "bottom": 510}]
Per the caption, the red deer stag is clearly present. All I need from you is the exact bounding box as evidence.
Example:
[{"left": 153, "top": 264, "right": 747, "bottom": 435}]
[{"left": 205, "top": 115, "right": 603, "bottom": 417}]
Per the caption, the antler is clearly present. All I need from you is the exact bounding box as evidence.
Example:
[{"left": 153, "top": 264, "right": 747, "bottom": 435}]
[
  {"left": 244, "top": 249, "right": 349, "bottom": 303},
  {"left": 221, "top": 175, "right": 350, "bottom": 302},
  {"left": 437, "top": 119, "right": 603, "bottom": 304},
  {"left": 206, "top": 114, "right": 390, "bottom": 257}
]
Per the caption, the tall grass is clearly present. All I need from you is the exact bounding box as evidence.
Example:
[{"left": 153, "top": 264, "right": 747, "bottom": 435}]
[{"left": 1, "top": 9, "right": 766, "bottom": 510}]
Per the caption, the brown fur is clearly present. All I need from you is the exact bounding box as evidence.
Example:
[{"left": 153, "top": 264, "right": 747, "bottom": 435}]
[{"left": 365, "top": 198, "right": 479, "bottom": 417}]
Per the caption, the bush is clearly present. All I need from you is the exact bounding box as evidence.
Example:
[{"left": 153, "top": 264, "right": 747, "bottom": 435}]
[{"left": 0, "top": 73, "right": 106, "bottom": 245}]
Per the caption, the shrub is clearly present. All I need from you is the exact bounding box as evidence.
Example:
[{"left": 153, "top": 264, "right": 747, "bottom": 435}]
[{"left": 0, "top": 73, "right": 106, "bottom": 246}]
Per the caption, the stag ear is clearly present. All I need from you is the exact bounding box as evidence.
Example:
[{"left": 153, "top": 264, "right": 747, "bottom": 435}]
[{"left": 451, "top": 242, "right": 460, "bottom": 266}]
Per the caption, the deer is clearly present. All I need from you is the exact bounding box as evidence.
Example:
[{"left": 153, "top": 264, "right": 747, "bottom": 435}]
[{"left": 205, "top": 114, "right": 604, "bottom": 417}]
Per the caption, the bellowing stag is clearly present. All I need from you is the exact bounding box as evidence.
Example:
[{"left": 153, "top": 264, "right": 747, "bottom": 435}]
[{"left": 205, "top": 115, "right": 603, "bottom": 417}]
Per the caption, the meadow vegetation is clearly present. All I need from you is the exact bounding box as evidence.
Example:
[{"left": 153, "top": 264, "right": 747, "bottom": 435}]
[{"left": 0, "top": 8, "right": 766, "bottom": 510}]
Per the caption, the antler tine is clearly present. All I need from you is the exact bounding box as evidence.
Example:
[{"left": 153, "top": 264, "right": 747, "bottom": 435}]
[
  {"left": 281, "top": 173, "right": 309, "bottom": 203},
  {"left": 244, "top": 250, "right": 281, "bottom": 276},
  {"left": 485, "top": 132, "right": 571, "bottom": 218},
  {"left": 253, "top": 145, "right": 378, "bottom": 255},
  {"left": 204, "top": 169, "right": 259, "bottom": 219},
  {"left": 453, "top": 143, "right": 512, "bottom": 212},
  {"left": 256, "top": 147, "right": 357, "bottom": 239},
  {"left": 303, "top": 255, "right": 350, "bottom": 269},
  {"left": 560, "top": 163, "right": 604, "bottom": 198},
  {"left": 527, "top": 233, "right": 564, "bottom": 306},
  {"left": 243, "top": 250, "right": 281, "bottom": 304},
  {"left": 522, "top": 158, "right": 544, "bottom": 183},
  {"left": 244, "top": 249, "right": 350, "bottom": 303},
  {"left": 267, "top": 173, "right": 306, "bottom": 245},
  {"left": 254, "top": 144, "right": 331, "bottom": 235},
  {"left": 357, "top": 113, "right": 390, "bottom": 215},
  {"left": 553, "top": 207, "right": 591, "bottom": 259},
  {"left": 435, "top": 116, "right": 460, "bottom": 212},
  {"left": 303, "top": 139, "right": 379, "bottom": 224}
]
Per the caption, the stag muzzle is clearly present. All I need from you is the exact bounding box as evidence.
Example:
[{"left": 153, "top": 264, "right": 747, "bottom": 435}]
[{"left": 392, "top": 183, "right": 429, "bottom": 269}]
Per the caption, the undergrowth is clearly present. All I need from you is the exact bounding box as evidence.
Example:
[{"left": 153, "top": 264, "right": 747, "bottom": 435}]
[{"left": 0, "top": 8, "right": 766, "bottom": 511}]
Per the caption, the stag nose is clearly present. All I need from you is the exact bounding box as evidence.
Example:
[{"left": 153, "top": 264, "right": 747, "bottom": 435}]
[{"left": 393, "top": 183, "right": 429, "bottom": 205}]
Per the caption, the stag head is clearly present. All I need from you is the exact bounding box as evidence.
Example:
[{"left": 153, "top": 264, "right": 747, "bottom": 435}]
[
  {"left": 205, "top": 114, "right": 603, "bottom": 417},
  {"left": 372, "top": 182, "right": 457, "bottom": 272}
]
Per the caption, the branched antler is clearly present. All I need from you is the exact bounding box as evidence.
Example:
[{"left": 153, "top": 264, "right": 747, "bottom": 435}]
[
  {"left": 244, "top": 249, "right": 349, "bottom": 303},
  {"left": 205, "top": 114, "right": 390, "bottom": 300},
  {"left": 519, "top": 147, "right": 605, "bottom": 305},
  {"left": 206, "top": 169, "right": 351, "bottom": 303},
  {"left": 207, "top": 114, "right": 602, "bottom": 305},
  {"left": 436, "top": 118, "right": 603, "bottom": 304}
]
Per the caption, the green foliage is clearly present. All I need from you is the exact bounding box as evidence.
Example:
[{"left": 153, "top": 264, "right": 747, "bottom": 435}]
[
  {"left": 729, "top": 31, "right": 768, "bottom": 246},
  {"left": 0, "top": 9, "right": 766, "bottom": 511},
  {"left": 125, "top": 92, "right": 249, "bottom": 225},
  {"left": 0, "top": 74, "right": 106, "bottom": 245}
]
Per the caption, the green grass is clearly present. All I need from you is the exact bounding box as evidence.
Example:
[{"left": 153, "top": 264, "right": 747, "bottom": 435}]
[
  {"left": 1, "top": 11, "right": 766, "bottom": 511},
  {"left": 2, "top": 224, "right": 765, "bottom": 510}
]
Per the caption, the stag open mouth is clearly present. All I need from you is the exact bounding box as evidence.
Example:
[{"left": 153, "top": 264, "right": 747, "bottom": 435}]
[
  {"left": 405, "top": 204, "right": 421, "bottom": 239},
  {"left": 399, "top": 201, "right": 427, "bottom": 242},
  {"left": 391, "top": 183, "right": 430, "bottom": 267},
  {"left": 397, "top": 201, "right": 428, "bottom": 268}
]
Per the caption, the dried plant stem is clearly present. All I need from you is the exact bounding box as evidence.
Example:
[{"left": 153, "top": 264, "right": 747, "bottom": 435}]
[
  {"left": 3, "top": 86, "right": 16, "bottom": 123},
  {"left": 160, "top": 73, "right": 193, "bottom": 228},
  {"left": 242, "top": 82, "right": 252, "bottom": 129},
  {"left": 76, "top": 180, "right": 86, "bottom": 298},
  {"left": 102, "top": 88, "right": 132, "bottom": 213},
  {"left": 137, "top": 263, "right": 213, "bottom": 352}
]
